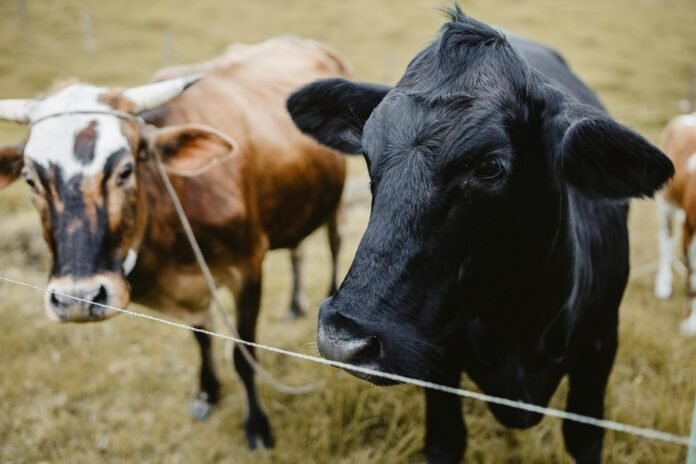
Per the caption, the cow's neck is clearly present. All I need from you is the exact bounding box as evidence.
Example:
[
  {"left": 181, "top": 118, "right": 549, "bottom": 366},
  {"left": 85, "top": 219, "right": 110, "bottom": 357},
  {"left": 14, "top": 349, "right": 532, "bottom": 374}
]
[{"left": 458, "top": 186, "right": 592, "bottom": 347}]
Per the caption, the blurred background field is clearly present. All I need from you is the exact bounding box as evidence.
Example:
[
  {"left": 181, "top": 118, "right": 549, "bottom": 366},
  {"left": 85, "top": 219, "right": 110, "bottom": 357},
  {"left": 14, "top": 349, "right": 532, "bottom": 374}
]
[{"left": 0, "top": 0, "right": 695, "bottom": 463}]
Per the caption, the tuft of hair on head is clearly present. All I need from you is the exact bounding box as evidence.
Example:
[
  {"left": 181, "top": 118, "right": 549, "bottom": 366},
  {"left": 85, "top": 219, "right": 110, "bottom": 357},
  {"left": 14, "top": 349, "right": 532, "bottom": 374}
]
[{"left": 438, "top": 4, "right": 507, "bottom": 48}]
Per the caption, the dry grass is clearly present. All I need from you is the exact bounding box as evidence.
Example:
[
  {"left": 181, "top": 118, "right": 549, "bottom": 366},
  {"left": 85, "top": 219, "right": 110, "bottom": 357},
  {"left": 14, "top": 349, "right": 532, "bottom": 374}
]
[{"left": 0, "top": 0, "right": 695, "bottom": 463}]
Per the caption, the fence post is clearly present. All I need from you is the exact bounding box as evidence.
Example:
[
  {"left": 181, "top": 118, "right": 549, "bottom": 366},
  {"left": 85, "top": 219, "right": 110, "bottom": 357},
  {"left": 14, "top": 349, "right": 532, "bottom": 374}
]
[
  {"left": 162, "top": 31, "right": 176, "bottom": 66},
  {"left": 688, "top": 399, "right": 696, "bottom": 464},
  {"left": 17, "top": 0, "right": 27, "bottom": 22},
  {"left": 81, "top": 6, "right": 96, "bottom": 54}
]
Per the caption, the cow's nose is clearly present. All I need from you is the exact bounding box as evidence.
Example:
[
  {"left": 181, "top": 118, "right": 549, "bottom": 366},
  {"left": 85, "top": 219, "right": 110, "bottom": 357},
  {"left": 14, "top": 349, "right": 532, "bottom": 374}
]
[
  {"left": 48, "top": 284, "right": 106, "bottom": 320},
  {"left": 317, "top": 299, "right": 383, "bottom": 366},
  {"left": 45, "top": 277, "right": 122, "bottom": 322}
]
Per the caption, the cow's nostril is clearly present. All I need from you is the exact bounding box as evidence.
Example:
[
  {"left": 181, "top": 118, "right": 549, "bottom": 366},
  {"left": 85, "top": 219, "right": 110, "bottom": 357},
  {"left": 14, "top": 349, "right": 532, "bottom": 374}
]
[
  {"left": 93, "top": 285, "right": 108, "bottom": 305},
  {"left": 333, "top": 335, "right": 382, "bottom": 365},
  {"left": 351, "top": 336, "right": 381, "bottom": 364},
  {"left": 89, "top": 285, "right": 109, "bottom": 317}
]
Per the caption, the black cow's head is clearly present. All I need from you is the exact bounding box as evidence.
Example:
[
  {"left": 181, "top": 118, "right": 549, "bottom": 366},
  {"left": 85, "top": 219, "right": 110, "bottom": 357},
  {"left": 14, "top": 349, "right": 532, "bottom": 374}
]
[
  {"left": 287, "top": 9, "right": 673, "bottom": 383},
  {"left": 0, "top": 77, "right": 236, "bottom": 322}
]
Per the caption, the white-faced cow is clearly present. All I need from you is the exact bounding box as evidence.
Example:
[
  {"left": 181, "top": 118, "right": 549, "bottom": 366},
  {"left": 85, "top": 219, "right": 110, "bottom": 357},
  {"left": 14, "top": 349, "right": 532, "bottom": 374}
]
[
  {"left": 654, "top": 112, "right": 696, "bottom": 335},
  {"left": 0, "top": 36, "right": 348, "bottom": 449},
  {"left": 287, "top": 10, "right": 673, "bottom": 464}
]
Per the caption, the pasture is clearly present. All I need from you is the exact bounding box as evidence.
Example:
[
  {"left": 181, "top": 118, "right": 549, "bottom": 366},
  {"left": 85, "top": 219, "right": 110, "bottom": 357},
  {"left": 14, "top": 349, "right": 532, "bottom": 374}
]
[{"left": 0, "top": 0, "right": 695, "bottom": 462}]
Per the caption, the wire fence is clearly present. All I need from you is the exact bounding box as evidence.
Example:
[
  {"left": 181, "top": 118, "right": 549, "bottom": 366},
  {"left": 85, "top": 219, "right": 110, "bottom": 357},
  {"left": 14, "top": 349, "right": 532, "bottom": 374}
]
[{"left": 0, "top": 273, "right": 693, "bottom": 451}]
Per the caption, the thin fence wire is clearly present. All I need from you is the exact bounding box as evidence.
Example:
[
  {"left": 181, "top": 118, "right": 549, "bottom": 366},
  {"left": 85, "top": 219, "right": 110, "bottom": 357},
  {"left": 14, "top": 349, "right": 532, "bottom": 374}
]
[{"left": 0, "top": 273, "right": 693, "bottom": 450}]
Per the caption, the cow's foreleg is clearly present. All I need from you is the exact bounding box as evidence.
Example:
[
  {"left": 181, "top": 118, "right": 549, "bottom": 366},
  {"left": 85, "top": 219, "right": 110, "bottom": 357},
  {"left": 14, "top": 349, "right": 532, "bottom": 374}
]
[
  {"left": 562, "top": 323, "right": 617, "bottom": 464},
  {"left": 287, "top": 246, "right": 308, "bottom": 319},
  {"left": 655, "top": 196, "right": 676, "bottom": 299},
  {"left": 190, "top": 315, "right": 221, "bottom": 421},
  {"left": 424, "top": 369, "right": 466, "bottom": 464},
  {"left": 327, "top": 209, "right": 342, "bottom": 296},
  {"left": 682, "top": 225, "right": 696, "bottom": 335},
  {"left": 234, "top": 277, "right": 274, "bottom": 449}
]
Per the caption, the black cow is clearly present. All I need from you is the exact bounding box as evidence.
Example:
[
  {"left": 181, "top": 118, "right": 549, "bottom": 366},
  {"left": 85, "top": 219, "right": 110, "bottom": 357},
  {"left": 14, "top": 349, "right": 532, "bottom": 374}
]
[{"left": 287, "top": 8, "right": 673, "bottom": 464}]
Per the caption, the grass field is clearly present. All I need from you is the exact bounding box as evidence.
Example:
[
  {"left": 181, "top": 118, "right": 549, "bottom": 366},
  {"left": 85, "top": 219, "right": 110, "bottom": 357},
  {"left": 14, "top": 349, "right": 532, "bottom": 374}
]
[{"left": 1, "top": 0, "right": 695, "bottom": 463}]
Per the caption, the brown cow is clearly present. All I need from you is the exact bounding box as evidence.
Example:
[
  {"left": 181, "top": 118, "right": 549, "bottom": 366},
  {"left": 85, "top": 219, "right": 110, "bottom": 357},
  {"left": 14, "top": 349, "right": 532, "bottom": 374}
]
[
  {"left": 0, "top": 36, "right": 348, "bottom": 448},
  {"left": 655, "top": 112, "right": 696, "bottom": 335}
]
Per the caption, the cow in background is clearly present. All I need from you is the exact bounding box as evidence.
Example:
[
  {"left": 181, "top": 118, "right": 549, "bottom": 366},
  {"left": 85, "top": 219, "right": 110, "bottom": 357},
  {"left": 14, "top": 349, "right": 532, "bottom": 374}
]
[
  {"left": 0, "top": 36, "right": 348, "bottom": 449},
  {"left": 654, "top": 112, "right": 696, "bottom": 335},
  {"left": 288, "top": 9, "right": 673, "bottom": 463}
]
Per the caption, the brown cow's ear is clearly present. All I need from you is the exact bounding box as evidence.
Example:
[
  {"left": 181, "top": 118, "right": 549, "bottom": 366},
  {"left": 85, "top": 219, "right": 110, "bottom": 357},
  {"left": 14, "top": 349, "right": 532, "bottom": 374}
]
[
  {"left": 143, "top": 124, "right": 237, "bottom": 177},
  {"left": 0, "top": 144, "right": 24, "bottom": 190}
]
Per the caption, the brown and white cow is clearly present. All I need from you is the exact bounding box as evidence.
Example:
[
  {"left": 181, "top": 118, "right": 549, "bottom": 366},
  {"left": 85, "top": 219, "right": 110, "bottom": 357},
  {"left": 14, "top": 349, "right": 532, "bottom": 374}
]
[
  {"left": 0, "top": 36, "right": 348, "bottom": 448},
  {"left": 654, "top": 112, "right": 696, "bottom": 335}
]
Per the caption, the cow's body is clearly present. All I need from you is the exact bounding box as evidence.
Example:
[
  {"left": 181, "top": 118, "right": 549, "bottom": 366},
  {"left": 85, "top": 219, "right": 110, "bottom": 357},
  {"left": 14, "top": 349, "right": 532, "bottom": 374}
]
[
  {"left": 132, "top": 37, "right": 347, "bottom": 323},
  {"left": 0, "top": 36, "right": 349, "bottom": 449},
  {"left": 654, "top": 113, "right": 696, "bottom": 335},
  {"left": 288, "top": 10, "right": 672, "bottom": 463}
]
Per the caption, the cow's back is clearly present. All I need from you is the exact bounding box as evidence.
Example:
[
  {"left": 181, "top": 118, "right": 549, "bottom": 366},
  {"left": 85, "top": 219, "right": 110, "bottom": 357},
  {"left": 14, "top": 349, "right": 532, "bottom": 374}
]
[
  {"left": 511, "top": 36, "right": 604, "bottom": 111},
  {"left": 661, "top": 114, "right": 696, "bottom": 208},
  {"left": 153, "top": 37, "right": 349, "bottom": 249}
]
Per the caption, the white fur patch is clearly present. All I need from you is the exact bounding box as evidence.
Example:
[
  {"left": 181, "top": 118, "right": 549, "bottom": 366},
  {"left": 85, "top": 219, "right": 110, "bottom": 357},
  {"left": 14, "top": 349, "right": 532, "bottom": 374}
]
[
  {"left": 681, "top": 300, "right": 696, "bottom": 336},
  {"left": 23, "top": 85, "right": 130, "bottom": 180},
  {"left": 679, "top": 114, "right": 696, "bottom": 127},
  {"left": 655, "top": 197, "right": 676, "bottom": 299},
  {"left": 687, "top": 153, "right": 696, "bottom": 173},
  {"left": 122, "top": 249, "right": 138, "bottom": 276}
]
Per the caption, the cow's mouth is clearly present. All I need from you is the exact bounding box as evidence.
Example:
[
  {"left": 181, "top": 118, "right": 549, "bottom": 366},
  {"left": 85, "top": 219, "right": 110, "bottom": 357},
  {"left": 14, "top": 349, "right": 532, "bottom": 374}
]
[{"left": 341, "top": 364, "right": 401, "bottom": 386}]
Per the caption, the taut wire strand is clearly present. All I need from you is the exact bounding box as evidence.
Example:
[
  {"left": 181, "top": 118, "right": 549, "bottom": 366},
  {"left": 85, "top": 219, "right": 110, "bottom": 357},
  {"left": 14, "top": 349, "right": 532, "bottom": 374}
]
[
  {"left": 0, "top": 273, "right": 693, "bottom": 450},
  {"left": 153, "top": 154, "right": 315, "bottom": 395}
]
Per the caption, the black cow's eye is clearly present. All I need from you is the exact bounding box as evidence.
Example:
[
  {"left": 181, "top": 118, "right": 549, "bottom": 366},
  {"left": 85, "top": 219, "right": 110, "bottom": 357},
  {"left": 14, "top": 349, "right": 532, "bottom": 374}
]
[
  {"left": 477, "top": 158, "right": 504, "bottom": 180},
  {"left": 21, "top": 168, "right": 37, "bottom": 191},
  {"left": 116, "top": 163, "right": 134, "bottom": 186}
]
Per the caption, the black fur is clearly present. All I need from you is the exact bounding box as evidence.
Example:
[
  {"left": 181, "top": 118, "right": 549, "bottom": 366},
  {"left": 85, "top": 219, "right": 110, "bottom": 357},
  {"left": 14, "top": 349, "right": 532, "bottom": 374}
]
[{"left": 288, "top": 8, "right": 673, "bottom": 464}]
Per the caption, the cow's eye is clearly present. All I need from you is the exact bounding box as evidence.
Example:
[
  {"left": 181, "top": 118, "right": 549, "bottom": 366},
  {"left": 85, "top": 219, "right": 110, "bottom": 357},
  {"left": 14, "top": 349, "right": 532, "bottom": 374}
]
[
  {"left": 116, "top": 163, "right": 134, "bottom": 186},
  {"left": 476, "top": 158, "right": 504, "bottom": 180},
  {"left": 21, "top": 168, "right": 37, "bottom": 191}
]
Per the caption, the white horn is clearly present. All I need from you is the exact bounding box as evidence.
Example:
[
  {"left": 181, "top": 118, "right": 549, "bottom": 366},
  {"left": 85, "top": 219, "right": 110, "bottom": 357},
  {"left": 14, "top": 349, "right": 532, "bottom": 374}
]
[
  {"left": 122, "top": 74, "right": 203, "bottom": 114},
  {"left": 0, "top": 99, "right": 34, "bottom": 124}
]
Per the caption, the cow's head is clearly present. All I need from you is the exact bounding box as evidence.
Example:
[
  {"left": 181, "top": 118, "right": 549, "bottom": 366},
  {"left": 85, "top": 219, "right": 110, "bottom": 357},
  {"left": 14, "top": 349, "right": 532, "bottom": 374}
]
[
  {"left": 287, "top": 10, "right": 674, "bottom": 383},
  {"left": 0, "top": 76, "right": 236, "bottom": 322}
]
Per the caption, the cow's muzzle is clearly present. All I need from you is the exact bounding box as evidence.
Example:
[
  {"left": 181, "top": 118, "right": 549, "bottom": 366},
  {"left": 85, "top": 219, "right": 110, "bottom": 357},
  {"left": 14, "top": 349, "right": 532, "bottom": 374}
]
[
  {"left": 44, "top": 273, "right": 129, "bottom": 322},
  {"left": 317, "top": 297, "right": 399, "bottom": 386}
]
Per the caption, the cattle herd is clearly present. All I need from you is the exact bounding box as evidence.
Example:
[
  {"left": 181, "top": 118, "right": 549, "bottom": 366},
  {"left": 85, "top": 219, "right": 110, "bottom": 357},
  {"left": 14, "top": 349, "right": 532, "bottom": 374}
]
[{"left": 0, "top": 6, "right": 692, "bottom": 464}]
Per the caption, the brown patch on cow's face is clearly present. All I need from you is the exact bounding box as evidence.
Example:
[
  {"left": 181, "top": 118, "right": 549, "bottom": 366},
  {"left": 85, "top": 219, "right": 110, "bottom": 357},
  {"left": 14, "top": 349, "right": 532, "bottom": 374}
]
[
  {"left": 73, "top": 120, "right": 98, "bottom": 164},
  {"left": 23, "top": 160, "right": 57, "bottom": 259}
]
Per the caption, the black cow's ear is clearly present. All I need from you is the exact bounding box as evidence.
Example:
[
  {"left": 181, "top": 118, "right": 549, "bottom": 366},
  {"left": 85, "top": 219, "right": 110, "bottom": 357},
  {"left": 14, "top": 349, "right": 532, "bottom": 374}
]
[
  {"left": 287, "top": 78, "right": 391, "bottom": 154},
  {"left": 548, "top": 102, "right": 674, "bottom": 199},
  {"left": 0, "top": 144, "right": 23, "bottom": 191}
]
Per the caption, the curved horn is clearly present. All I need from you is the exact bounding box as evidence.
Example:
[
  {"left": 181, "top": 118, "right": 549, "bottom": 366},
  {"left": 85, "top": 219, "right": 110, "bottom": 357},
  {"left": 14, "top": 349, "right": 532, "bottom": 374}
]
[
  {"left": 0, "top": 99, "right": 34, "bottom": 124},
  {"left": 121, "top": 74, "right": 203, "bottom": 114}
]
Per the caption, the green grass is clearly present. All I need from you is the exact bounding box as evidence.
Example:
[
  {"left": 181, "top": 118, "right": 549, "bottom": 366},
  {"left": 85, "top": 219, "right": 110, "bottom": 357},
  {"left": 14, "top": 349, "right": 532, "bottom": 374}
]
[{"left": 1, "top": 0, "right": 695, "bottom": 463}]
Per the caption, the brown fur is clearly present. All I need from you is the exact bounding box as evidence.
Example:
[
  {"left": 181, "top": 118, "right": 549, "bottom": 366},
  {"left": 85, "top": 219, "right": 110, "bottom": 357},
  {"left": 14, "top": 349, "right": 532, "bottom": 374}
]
[
  {"left": 129, "top": 36, "right": 348, "bottom": 320},
  {"left": 659, "top": 114, "right": 696, "bottom": 311},
  {"left": 661, "top": 115, "right": 696, "bottom": 224}
]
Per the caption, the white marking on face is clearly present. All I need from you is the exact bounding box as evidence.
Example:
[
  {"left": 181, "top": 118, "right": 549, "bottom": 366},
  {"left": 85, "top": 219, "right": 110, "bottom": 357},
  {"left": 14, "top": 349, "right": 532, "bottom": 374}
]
[
  {"left": 687, "top": 153, "right": 696, "bottom": 173},
  {"left": 23, "top": 85, "right": 130, "bottom": 180}
]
